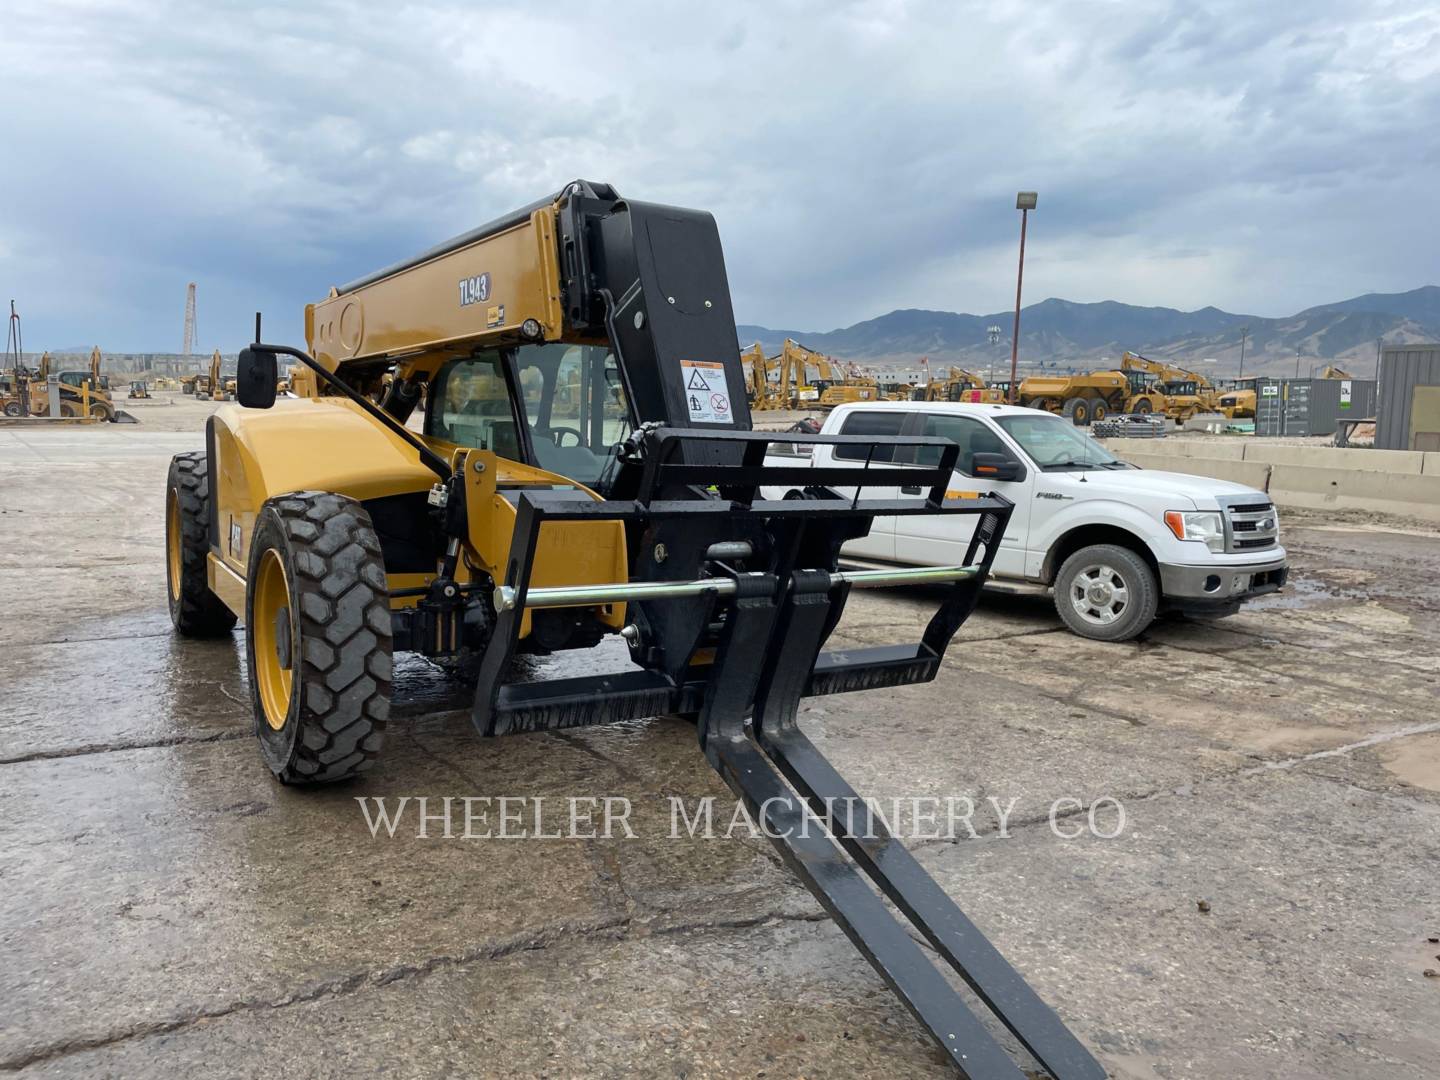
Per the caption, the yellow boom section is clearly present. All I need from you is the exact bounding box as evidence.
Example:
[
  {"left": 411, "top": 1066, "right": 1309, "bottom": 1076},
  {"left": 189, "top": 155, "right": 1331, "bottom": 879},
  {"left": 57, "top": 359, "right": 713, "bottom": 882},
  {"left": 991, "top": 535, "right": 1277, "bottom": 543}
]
[{"left": 306, "top": 208, "right": 567, "bottom": 377}]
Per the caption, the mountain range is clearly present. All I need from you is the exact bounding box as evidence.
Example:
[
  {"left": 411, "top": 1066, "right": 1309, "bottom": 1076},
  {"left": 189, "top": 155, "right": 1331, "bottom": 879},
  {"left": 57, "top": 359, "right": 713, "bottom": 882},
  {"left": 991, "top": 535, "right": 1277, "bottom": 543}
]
[{"left": 737, "top": 286, "right": 1440, "bottom": 377}]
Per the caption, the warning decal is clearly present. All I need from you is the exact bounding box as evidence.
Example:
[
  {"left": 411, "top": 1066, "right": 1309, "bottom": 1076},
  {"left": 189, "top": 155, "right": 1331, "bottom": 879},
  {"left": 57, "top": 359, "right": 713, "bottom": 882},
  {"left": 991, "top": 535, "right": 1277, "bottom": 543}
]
[{"left": 679, "top": 359, "right": 732, "bottom": 424}]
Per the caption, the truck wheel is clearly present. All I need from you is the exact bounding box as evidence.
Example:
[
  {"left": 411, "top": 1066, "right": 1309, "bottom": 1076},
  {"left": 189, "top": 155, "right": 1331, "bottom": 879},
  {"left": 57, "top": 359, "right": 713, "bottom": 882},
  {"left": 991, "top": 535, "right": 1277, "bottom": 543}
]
[
  {"left": 1054, "top": 544, "right": 1158, "bottom": 642},
  {"left": 1091, "top": 402, "right": 1109, "bottom": 423},
  {"left": 1131, "top": 398, "right": 1152, "bottom": 414},
  {"left": 2, "top": 400, "right": 22, "bottom": 417},
  {"left": 1062, "top": 397, "right": 1090, "bottom": 425},
  {"left": 166, "top": 452, "right": 238, "bottom": 637},
  {"left": 89, "top": 400, "right": 114, "bottom": 422},
  {"left": 246, "top": 492, "right": 391, "bottom": 784}
]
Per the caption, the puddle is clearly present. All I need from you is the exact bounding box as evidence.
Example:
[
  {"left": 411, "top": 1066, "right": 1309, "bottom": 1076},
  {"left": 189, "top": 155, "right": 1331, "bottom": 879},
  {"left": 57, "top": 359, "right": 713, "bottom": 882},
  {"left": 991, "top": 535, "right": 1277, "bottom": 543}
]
[{"left": 1246, "top": 571, "right": 1367, "bottom": 611}]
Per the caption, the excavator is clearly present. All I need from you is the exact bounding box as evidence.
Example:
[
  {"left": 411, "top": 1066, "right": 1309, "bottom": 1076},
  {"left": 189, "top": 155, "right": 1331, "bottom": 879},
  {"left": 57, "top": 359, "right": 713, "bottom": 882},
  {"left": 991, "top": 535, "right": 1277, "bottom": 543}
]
[
  {"left": 773, "top": 337, "right": 822, "bottom": 407},
  {"left": 811, "top": 354, "right": 888, "bottom": 407},
  {"left": 1116, "top": 352, "right": 1221, "bottom": 422},
  {"left": 164, "top": 180, "right": 1103, "bottom": 1079},
  {"left": 916, "top": 363, "right": 994, "bottom": 403},
  {"left": 739, "top": 342, "right": 771, "bottom": 406}
]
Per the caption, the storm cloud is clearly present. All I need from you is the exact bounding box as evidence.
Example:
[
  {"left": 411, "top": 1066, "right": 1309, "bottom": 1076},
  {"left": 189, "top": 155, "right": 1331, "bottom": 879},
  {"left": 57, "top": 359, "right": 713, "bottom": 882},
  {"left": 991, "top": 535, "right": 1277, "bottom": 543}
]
[{"left": 1, "top": 0, "right": 1436, "bottom": 350}]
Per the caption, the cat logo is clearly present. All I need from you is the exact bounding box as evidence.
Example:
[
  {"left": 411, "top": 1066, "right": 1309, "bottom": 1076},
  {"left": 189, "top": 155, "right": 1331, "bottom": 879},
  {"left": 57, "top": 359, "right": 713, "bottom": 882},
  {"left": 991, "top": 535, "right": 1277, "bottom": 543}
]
[{"left": 458, "top": 273, "right": 491, "bottom": 307}]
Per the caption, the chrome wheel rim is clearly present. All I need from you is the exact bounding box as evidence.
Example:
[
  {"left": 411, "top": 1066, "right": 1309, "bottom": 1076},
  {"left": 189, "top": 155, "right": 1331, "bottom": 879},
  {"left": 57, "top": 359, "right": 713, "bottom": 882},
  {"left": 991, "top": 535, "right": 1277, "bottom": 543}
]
[{"left": 1070, "top": 564, "right": 1129, "bottom": 626}]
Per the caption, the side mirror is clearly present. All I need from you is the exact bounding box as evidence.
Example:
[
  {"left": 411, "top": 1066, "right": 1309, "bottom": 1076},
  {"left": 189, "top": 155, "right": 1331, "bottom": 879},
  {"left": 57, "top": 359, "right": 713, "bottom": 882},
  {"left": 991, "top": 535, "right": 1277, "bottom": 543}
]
[
  {"left": 237, "top": 347, "right": 278, "bottom": 409},
  {"left": 971, "top": 452, "right": 1026, "bottom": 482}
]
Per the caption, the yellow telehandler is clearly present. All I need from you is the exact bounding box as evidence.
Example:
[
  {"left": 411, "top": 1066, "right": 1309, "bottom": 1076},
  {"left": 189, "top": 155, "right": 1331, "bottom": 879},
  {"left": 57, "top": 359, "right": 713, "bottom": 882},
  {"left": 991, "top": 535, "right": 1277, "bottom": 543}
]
[{"left": 163, "top": 180, "right": 1101, "bottom": 1079}]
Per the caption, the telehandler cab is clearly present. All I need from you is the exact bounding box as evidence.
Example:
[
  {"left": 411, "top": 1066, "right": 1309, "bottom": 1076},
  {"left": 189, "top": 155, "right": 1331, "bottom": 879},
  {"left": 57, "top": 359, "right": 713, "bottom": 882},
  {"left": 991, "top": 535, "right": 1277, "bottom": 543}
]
[{"left": 164, "top": 180, "right": 1101, "bottom": 1079}]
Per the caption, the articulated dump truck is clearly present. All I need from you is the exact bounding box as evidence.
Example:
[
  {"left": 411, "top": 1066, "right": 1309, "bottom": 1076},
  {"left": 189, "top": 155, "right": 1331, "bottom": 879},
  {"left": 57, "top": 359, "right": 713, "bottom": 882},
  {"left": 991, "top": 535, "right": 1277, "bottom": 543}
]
[{"left": 163, "top": 180, "right": 1101, "bottom": 1079}]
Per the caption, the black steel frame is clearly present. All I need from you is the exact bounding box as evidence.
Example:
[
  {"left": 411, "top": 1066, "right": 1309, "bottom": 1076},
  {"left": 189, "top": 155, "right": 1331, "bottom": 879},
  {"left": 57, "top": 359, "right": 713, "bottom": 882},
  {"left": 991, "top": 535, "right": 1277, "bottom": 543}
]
[{"left": 466, "top": 426, "right": 1104, "bottom": 1079}]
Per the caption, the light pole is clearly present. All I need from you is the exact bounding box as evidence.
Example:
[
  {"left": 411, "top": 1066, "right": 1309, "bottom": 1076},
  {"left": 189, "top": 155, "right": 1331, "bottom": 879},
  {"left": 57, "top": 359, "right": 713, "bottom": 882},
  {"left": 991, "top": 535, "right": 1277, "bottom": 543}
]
[
  {"left": 1294, "top": 349, "right": 1301, "bottom": 379},
  {"left": 1009, "top": 191, "right": 1037, "bottom": 402},
  {"left": 986, "top": 324, "right": 1001, "bottom": 382},
  {"left": 1237, "top": 325, "right": 1250, "bottom": 380}
]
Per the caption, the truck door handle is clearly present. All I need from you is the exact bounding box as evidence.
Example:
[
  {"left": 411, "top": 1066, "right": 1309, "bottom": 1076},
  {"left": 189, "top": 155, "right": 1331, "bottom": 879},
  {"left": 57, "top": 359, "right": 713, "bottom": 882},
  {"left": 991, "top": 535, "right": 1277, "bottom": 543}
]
[{"left": 900, "top": 485, "right": 922, "bottom": 495}]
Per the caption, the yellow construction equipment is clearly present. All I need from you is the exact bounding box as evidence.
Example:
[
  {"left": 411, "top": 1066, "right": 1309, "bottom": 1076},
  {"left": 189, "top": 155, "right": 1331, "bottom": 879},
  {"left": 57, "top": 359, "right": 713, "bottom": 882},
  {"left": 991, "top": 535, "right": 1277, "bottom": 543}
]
[
  {"left": 163, "top": 180, "right": 1100, "bottom": 1077},
  {"left": 2, "top": 347, "right": 124, "bottom": 420},
  {"left": 773, "top": 338, "right": 821, "bottom": 407},
  {"left": 1217, "top": 386, "right": 1256, "bottom": 419},
  {"left": 194, "top": 349, "right": 234, "bottom": 400},
  {"left": 1017, "top": 352, "right": 1225, "bottom": 425},
  {"left": 128, "top": 381, "right": 152, "bottom": 399},
  {"left": 1014, "top": 369, "right": 1130, "bottom": 425},
  {"left": 915, "top": 364, "right": 989, "bottom": 403},
  {"left": 1316, "top": 365, "right": 1352, "bottom": 379},
  {"left": 1117, "top": 352, "right": 1217, "bottom": 422},
  {"left": 740, "top": 342, "right": 769, "bottom": 405}
]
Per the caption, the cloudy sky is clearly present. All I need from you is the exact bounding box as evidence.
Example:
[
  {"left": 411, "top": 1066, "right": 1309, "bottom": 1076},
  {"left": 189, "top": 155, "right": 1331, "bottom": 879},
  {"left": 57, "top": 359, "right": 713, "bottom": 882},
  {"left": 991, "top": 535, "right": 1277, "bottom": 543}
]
[{"left": 1, "top": 0, "right": 1437, "bottom": 351}]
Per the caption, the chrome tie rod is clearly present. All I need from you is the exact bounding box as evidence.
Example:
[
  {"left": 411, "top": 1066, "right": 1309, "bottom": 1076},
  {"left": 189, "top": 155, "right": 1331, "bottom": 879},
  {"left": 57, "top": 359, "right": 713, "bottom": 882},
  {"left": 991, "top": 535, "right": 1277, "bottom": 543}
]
[{"left": 493, "top": 564, "right": 978, "bottom": 613}]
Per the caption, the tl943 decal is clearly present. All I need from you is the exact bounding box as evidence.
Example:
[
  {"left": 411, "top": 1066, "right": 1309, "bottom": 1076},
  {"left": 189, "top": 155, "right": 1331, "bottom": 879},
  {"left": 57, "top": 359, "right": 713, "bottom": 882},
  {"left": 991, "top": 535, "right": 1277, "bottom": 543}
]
[{"left": 458, "top": 273, "right": 491, "bottom": 307}]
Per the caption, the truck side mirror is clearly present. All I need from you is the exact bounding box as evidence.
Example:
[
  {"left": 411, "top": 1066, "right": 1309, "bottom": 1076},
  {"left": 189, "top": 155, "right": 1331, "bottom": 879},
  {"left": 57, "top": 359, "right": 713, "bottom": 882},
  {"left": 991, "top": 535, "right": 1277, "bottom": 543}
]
[
  {"left": 971, "top": 452, "right": 1025, "bottom": 482},
  {"left": 237, "top": 348, "right": 278, "bottom": 409}
]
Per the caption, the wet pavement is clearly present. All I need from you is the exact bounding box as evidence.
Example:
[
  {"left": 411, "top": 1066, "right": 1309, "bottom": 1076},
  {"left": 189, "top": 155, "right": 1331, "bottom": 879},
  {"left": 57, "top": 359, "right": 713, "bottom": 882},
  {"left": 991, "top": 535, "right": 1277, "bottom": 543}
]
[{"left": 2, "top": 426, "right": 1439, "bottom": 1078}]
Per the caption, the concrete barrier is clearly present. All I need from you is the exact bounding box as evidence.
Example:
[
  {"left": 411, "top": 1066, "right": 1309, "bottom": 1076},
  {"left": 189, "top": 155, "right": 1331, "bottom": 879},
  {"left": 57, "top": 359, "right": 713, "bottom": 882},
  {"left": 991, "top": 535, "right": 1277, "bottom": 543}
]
[
  {"left": 1109, "top": 450, "right": 1274, "bottom": 491},
  {"left": 1267, "top": 465, "right": 1440, "bottom": 522},
  {"left": 1243, "top": 443, "right": 1426, "bottom": 474},
  {"left": 1098, "top": 438, "right": 1247, "bottom": 461},
  {"left": 1099, "top": 437, "right": 1440, "bottom": 518}
]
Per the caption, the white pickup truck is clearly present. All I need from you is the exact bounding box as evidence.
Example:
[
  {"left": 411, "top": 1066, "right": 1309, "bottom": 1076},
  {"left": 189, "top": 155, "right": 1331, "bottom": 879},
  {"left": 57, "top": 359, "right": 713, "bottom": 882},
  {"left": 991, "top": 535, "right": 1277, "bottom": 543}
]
[{"left": 767, "top": 401, "right": 1288, "bottom": 641}]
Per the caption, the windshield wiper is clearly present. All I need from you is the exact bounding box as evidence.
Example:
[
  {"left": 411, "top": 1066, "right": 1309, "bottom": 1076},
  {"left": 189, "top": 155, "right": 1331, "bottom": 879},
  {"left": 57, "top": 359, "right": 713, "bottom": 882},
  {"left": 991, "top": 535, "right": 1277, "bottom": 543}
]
[{"left": 1041, "top": 457, "right": 1103, "bottom": 471}]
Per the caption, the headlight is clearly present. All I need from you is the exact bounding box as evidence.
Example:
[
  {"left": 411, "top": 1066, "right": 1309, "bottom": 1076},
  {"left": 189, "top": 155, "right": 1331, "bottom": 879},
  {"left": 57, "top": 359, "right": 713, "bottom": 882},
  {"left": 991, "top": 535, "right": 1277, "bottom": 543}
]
[{"left": 1164, "top": 510, "right": 1225, "bottom": 553}]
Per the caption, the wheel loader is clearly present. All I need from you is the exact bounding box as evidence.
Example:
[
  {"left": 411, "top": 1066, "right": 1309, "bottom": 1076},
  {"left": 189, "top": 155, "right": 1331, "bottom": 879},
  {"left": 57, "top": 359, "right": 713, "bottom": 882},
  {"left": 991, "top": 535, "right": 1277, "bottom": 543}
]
[{"left": 163, "top": 180, "right": 1102, "bottom": 1079}]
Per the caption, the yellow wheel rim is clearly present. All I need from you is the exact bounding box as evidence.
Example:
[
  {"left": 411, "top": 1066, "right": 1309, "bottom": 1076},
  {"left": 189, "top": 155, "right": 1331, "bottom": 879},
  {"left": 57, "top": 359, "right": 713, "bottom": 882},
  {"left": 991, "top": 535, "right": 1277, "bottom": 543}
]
[
  {"left": 165, "top": 490, "right": 183, "bottom": 602},
  {"left": 253, "top": 549, "right": 295, "bottom": 731}
]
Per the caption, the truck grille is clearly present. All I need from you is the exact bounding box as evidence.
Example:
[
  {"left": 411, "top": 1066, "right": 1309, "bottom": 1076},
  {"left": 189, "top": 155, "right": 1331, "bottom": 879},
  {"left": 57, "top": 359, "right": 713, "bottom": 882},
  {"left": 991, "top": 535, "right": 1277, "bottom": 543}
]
[{"left": 1221, "top": 500, "right": 1278, "bottom": 553}]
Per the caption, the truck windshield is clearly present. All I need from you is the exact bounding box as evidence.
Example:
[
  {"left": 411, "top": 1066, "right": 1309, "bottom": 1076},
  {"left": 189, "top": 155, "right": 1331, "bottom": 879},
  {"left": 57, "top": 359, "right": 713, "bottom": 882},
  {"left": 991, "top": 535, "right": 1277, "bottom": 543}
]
[{"left": 996, "top": 413, "right": 1120, "bottom": 470}]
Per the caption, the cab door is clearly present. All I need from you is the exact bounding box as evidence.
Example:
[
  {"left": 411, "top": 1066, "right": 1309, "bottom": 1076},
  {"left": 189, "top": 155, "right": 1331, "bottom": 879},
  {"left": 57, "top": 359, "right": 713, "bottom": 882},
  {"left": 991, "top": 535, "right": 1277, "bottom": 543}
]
[
  {"left": 892, "top": 412, "right": 1032, "bottom": 578},
  {"left": 830, "top": 408, "right": 911, "bottom": 562}
]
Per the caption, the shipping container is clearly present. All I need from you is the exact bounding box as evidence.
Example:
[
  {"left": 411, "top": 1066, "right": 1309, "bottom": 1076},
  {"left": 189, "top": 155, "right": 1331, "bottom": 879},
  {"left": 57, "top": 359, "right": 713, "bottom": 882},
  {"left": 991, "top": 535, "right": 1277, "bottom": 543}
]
[
  {"left": 1252, "top": 377, "right": 1376, "bottom": 437},
  {"left": 1376, "top": 345, "right": 1440, "bottom": 451}
]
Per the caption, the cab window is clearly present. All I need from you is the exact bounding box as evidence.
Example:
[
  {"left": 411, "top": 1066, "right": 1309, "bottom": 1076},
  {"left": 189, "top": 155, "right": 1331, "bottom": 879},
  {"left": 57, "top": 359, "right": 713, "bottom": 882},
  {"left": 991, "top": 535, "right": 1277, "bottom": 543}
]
[
  {"left": 426, "top": 353, "right": 522, "bottom": 460},
  {"left": 834, "top": 410, "right": 906, "bottom": 462},
  {"left": 425, "top": 344, "right": 634, "bottom": 490},
  {"left": 915, "top": 414, "right": 1008, "bottom": 475},
  {"left": 513, "top": 343, "right": 632, "bottom": 488}
]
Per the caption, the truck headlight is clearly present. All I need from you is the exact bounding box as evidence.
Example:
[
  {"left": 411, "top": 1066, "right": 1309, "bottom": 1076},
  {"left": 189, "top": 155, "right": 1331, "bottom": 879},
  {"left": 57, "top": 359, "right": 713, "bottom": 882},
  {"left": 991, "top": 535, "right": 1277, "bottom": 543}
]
[{"left": 1164, "top": 510, "right": 1225, "bottom": 553}]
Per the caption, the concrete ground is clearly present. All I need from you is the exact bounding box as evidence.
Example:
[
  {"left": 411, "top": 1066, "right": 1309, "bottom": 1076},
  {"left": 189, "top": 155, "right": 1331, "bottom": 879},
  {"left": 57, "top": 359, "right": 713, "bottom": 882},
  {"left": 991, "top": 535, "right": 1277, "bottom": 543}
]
[{"left": 2, "top": 420, "right": 1439, "bottom": 1079}]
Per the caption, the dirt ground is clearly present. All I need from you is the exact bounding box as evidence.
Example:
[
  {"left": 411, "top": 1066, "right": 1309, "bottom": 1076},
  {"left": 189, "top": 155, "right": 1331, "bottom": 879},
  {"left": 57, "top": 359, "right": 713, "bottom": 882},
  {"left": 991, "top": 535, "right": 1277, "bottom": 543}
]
[{"left": 2, "top": 410, "right": 1439, "bottom": 1079}]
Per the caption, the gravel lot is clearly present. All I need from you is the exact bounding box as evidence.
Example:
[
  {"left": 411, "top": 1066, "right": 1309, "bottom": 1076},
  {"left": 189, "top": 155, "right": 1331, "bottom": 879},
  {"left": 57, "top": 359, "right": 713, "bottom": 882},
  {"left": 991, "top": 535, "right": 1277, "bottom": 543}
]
[{"left": 2, "top": 406, "right": 1438, "bottom": 1078}]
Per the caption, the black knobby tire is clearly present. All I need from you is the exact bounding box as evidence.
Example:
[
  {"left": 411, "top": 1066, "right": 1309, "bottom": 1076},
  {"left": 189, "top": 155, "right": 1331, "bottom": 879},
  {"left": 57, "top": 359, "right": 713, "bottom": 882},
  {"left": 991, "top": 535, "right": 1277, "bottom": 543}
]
[
  {"left": 247, "top": 492, "right": 392, "bottom": 784},
  {"left": 1091, "top": 401, "right": 1109, "bottom": 423},
  {"left": 1062, "top": 397, "right": 1090, "bottom": 425},
  {"left": 90, "top": 400, "right": 114, "bottom": 422},
  {"left": 1053, "top": 543, "right": 1158, "bottom": 642},
  {"left": 1132, "top": 398, "right": 1152, "bottom": 415},
  {"left": 166, "top": 452, "right": 238, "bottom": 636},
  {"left": 2, "top": 400, "right": 22, "bottom": 417}
]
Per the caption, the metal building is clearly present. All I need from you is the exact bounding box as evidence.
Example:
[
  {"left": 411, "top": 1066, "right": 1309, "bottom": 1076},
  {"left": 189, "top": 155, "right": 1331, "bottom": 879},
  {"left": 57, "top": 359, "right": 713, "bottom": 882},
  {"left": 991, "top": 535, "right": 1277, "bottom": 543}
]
[
  {"left": 1376, "top": 345, "right": 1440, "bottom": 451},
  {"left": 1254, "top": 377, "right": 1377, "bottom": 437}
]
